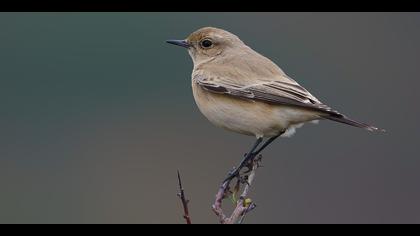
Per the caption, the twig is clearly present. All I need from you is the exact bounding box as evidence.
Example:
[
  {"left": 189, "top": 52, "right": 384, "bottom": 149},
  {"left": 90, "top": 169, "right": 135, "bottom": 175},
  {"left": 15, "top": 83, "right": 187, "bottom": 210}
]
[
  {"left": 212, "top": 181, "right": 229, "bottom": 223},
  {"left": 212, "top": 156, "right": 261, "bottom": 224},
  {"left": 177, "top": 170, "right": 192, "bottom": 224}
]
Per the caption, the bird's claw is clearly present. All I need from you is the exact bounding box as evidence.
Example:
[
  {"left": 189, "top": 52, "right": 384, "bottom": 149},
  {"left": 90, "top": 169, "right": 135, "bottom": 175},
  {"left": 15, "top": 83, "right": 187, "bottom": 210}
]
[
  {"left": 223, "top": 169, "right": 240, "bottom": 183},
  {"left": 223, "top": 153, "right": 263, "bottom": 183}
]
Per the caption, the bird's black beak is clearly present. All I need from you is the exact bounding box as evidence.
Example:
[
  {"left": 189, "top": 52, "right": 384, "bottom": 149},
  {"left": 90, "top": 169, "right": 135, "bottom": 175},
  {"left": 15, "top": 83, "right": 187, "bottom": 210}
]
[{"left": 166, "top": 39, "right": 190, "bottom": 48}]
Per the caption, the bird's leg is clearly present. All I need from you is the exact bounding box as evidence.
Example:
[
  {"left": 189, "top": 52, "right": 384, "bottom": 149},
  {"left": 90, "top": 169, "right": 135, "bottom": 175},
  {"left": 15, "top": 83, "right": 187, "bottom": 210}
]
[
  {"left": 252, "top": 133, "right": 282, "bottom": 156},
  {"left": 223, "top": 137, "right": 263, "bottom": 183},
  {"left": 243, "top": 133, "right": 283, "bottom": 173}
]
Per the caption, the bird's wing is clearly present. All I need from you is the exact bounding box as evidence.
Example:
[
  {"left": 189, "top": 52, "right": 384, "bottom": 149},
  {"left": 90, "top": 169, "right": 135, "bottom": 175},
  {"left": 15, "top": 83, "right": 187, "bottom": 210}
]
[{"left": 193, "top": 73, "right": 342, "bottom": 117}]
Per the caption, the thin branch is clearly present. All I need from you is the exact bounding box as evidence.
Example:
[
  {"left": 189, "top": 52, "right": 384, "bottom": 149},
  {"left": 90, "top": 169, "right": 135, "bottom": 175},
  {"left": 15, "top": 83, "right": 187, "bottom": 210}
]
[
  {"left": 177, "top": 170, "right": 192, "bottom": 224},
  {"left": 212, "top": 181, "right": 229, "bottom": 223},
  {"left": 212, "top": 155, "right": 261, "bottom": 224}
]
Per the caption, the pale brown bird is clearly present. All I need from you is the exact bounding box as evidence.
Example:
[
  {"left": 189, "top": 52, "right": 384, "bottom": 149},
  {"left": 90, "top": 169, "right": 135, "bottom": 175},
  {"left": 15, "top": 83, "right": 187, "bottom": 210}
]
[{"left": 166, "top": 27, "right": 383, "bottom": 181}]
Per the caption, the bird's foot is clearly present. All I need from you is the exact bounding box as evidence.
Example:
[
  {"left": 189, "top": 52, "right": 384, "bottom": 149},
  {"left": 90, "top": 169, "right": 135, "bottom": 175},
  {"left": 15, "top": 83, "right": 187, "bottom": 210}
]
[
  {"left": 223, "top": 152, "right": 262, "bottom": 183},
  {"left": 243, "top": 154, "right": 263, "bottom": 173},
  {"left": 223, "top": 168, "right": 241, "bottom": 184}
]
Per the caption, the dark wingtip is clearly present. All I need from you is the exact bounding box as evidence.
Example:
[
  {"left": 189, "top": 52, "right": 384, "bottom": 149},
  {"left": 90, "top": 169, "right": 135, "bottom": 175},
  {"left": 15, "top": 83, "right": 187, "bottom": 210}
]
[
  {"left": 365, "top": 126, "right": 386, "bottom": 132},
  {"left": 370, "top": 126, "right": 386, "bottom": 133},
  {"left": 323, "top": 114, "right": 385, "bottom": 133}
]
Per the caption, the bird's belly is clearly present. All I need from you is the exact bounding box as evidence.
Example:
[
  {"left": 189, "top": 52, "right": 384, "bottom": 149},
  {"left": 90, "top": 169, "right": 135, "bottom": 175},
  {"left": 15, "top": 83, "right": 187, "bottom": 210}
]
[{"left": 192, "top": 84, "right": 318, "bottom": 138}]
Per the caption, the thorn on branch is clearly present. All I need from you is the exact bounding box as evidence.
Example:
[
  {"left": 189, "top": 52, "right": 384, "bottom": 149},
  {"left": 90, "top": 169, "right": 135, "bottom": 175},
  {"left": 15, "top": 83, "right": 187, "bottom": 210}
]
[{"left": 177, "top": 170, "right": 192, "bottom": 224}]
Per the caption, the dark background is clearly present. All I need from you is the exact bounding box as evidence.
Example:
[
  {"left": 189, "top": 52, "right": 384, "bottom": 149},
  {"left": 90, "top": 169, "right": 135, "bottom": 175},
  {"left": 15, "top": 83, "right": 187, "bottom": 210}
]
[{"left": 1, "top": 12, "right": 419, "bottom": 223}]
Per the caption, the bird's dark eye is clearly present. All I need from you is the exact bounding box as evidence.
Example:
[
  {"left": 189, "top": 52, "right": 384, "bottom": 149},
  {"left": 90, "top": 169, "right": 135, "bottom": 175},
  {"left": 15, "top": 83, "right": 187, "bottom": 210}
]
[{"left": 200, "top": 39, "right": 213, "bottom": 48}]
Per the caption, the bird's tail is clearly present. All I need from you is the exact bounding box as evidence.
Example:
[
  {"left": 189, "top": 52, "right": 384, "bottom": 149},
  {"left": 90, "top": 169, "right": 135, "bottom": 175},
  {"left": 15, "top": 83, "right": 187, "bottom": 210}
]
[{"left": 321, "top": 114, "right": 385, "bottom": 132}]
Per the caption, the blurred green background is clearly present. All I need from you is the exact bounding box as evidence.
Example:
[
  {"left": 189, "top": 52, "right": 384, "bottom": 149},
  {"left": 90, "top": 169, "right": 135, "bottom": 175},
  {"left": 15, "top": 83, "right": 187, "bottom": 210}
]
[{"left": 1, "top": 12, "right": 419, "bottom": 223}]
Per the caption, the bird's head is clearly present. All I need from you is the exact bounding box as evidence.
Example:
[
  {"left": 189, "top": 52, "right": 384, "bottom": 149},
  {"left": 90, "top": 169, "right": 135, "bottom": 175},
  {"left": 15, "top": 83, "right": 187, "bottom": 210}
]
[{"left": 166, "top": 27, "right": 246, "bottom": 64}]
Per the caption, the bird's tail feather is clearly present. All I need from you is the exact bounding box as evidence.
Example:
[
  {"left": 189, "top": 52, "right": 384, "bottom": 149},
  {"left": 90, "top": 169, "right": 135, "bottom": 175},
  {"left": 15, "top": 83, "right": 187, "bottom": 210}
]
[{"left": 321, "top": 114, "right": 385, "bottom": 132}]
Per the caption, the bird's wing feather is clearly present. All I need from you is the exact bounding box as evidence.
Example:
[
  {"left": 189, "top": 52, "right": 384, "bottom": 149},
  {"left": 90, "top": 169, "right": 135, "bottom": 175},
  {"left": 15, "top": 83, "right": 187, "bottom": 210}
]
[
  {"left": 193, "top": 73, "right": 342, "bottom": 117},
  {"left": 191, "top": 52, "right": 382, "bottom": 131}
]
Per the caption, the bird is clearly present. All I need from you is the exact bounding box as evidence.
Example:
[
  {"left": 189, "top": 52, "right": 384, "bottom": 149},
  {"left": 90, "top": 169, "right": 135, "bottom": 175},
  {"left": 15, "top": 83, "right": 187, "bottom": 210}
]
[{"left": 166, "top": 27, "right": 383, "bottom": 182}]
